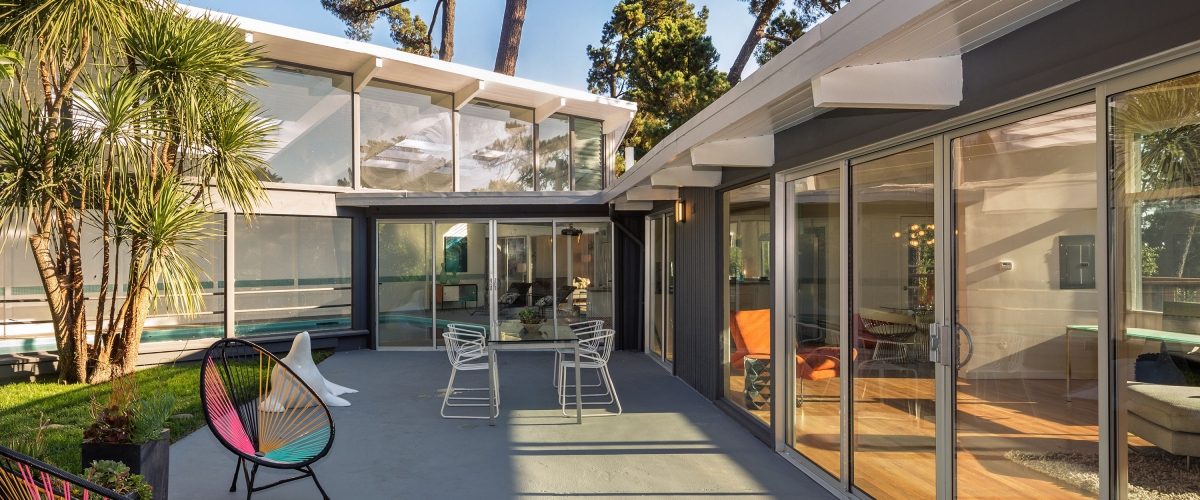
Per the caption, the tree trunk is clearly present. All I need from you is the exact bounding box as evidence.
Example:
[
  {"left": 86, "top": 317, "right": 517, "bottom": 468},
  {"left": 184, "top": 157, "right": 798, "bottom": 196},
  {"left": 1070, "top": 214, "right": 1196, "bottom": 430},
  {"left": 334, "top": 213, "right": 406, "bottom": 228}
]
[
  {"left": 439, "top": 0, "right": 455, "bottom": 62},
  {"left": 728, "top": 0, "right": 779, "bottom": 86},
  {"left": 29, "top": 232, "right": 87, "bottom": 383},
  {"left": 494, "top": 0, "right": 526, "bottom": 76}
]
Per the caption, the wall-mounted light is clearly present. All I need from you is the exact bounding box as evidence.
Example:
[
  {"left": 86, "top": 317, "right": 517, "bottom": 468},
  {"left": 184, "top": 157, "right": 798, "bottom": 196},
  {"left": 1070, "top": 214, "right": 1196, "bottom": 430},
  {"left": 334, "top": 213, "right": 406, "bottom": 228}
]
[{"left": 675, "top": 199, "right": 686, "bottom": 223}]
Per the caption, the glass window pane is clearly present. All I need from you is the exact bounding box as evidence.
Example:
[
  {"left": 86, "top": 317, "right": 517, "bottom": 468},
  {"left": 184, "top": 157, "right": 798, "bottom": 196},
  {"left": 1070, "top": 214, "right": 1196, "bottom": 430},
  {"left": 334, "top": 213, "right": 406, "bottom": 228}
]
[
  {"left": 1113, "top": 73, "right": 1200, "bottom": 498},
  {"left": 850, "top": 144, "right": 935, "bottom": 499},
  {"left": 459, "top": 101, "right": 534, "bottom": 192},
  {"left": 235, "top": 215, "right": 352, "bottom": 336},
  {"left": 495, "top": 223, "right": 555, "bottom": 337},
  {"left": 955, "top": 104, "right": 1097, "bottom": 499},
  {"left": 433, "top": 221, "right": 490, "bottom": 346},
  {"left": 245, "top": 65, "right": 353, "bottom": 187},
  {"left": 554, "top": 222, "right": 613, "bottom": 331},
  {"left": 378, "top": 222, "right": 433, "bottom": 347},
  {"left": 788, "top": 169, "right": 842, "bottom": 478},
  {"left": 538, "top": 114, "right": 570, "bottom": 191},
  {"left": 572, "top": 117, "right": 604, "bottom": 190},
  {"left": 360, "top": 81, "right": 454, "bottom": 191},
  {"left": 724, "top": 180, "right": 772, "bottom": 425}
]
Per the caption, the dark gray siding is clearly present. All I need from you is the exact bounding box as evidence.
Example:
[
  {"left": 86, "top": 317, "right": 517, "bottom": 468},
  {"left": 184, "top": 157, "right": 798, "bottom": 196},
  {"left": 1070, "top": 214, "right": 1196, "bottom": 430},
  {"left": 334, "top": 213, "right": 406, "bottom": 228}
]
[
  {"left": 775, "top": 0, "right": 1200, "bottom": 170},
  {"left": 672, "top": 187, "right": 723, "bottom": 400}
]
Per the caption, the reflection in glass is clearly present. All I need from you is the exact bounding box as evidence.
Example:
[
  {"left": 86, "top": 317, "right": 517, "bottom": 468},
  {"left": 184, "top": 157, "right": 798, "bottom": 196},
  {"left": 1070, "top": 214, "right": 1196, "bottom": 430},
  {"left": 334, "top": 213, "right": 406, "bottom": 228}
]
[
  {"left": 850, "top": 144, "right": 935, "bottom": 499},
  {"left": 378, "top": 222, "right": 433, "bottom": 347},
  {"left": 954, "top": 104, "right": 1097, "bottom": 499},
  {"left": 724, "top": 180, "right": 772, "bottom": 425},
  {"left": 788, "top": 169, "right": 842, "bottom": 478},
  {"left": 459, "top": 101, "right": 534, "bottom": 192},
  {"left": 538, "top": 114, "right": 570, "bottom": 191},
  {"left": 555, "top": 222, "right": 614, "bottom": 331},
  {"left": 234, "top": 216, "right": 352, "bottom": 336},
  {"left": 650, "top": 216, "right": 664, "bottom": 358},
  {"left": 0, "top": 215, "right": 225, "bottom": 350},
  {"left": 433, "top": 222, "right": 490, "bottom": 346},
  {"left": 495, "top": 223, "right": 555, "bottom": 338},
  {"left": 360, "top": 82, "right": 453, "bottom": 191},
  {"left": 573, "top": 118, "right": 604, "bottom": 190},
  {"left": 1113, "top": 73, "right": 1200, "bottom": 498},
  {"left": 245, "top": 65, "right": 353, "bottom": 186}
]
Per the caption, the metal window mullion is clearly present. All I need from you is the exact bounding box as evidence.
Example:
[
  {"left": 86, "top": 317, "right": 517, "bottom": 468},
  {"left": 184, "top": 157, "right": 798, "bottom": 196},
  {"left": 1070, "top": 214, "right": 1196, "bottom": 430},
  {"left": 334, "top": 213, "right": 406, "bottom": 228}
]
[
  {"left": 432, "top": 221, "right": 439, "bottom": 348},
  {"left": 569, "top": 117, "right": 576, "bottom": 191},
  {"left": 1096, "top": 85, "right": 1118, "bottom": 500},
  {"left": 772, "top": 172, "right": 790, "bottom": 453},
  {"left": 552, "top": 221, "right": 558, "bottom": 334},
  {"left": 934, "top": 134, "right": 955, "bottom": 500},
  {"left": 838, "top": 161, "right": 852, "bottom": 492}
]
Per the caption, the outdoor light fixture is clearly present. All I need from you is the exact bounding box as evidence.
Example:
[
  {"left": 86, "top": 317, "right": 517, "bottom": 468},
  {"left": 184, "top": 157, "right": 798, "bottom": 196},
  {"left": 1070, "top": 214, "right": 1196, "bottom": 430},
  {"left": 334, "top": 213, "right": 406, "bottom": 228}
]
[{"left": 675, "top": 199, "right": 686, "bottom": 223}]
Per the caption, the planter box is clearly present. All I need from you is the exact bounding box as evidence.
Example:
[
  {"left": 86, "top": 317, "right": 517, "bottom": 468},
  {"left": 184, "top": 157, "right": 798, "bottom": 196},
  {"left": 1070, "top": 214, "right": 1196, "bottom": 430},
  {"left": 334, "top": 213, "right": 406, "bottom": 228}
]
[{"left": 82, "top": 430, "right": 169, "bottom": 499}]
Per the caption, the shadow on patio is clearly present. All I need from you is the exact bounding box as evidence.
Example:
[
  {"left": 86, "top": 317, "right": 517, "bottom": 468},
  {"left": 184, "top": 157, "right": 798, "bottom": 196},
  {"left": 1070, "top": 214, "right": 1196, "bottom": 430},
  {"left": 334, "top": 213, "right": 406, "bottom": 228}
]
[{"left": 169, "top": 350, "right": 832, "bottom": 499}]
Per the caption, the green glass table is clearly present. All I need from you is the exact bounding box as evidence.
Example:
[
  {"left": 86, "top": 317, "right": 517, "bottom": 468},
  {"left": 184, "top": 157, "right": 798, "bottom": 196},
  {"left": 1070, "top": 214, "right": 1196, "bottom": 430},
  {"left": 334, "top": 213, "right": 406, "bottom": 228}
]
[
  {"left": 487, "top": 322, "right": 583, "bottom": 425},
  {"left": 1065, "top": 325, "right": 1200, "bottom": 401}
]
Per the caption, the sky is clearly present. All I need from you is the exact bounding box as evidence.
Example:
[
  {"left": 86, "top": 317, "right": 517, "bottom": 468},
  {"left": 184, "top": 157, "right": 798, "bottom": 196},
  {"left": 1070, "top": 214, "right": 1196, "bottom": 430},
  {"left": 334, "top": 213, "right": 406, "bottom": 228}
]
[{"left": 181, "top": 0, "right": 760, "bottom": 91}]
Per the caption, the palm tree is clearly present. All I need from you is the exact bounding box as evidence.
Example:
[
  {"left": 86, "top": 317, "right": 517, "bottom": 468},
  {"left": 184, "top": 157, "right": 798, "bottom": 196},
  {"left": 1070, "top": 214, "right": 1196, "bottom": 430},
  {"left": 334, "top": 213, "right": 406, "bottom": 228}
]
[{"left": 0, "top": 1, "right": 274, "bottom": 383}]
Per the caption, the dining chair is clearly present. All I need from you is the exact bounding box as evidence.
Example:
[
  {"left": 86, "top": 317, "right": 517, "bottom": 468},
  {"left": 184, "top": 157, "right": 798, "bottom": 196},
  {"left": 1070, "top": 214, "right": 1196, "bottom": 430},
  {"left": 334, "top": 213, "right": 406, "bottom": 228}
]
[
  {"left": 441, "top": 324, "right": 499, "bottom": 419},
  {"left": 552, "top": 320, "right": 604, "bottom": 388},
  {"left": 557, "top": 328, "right": 622, "bottom": 416}
]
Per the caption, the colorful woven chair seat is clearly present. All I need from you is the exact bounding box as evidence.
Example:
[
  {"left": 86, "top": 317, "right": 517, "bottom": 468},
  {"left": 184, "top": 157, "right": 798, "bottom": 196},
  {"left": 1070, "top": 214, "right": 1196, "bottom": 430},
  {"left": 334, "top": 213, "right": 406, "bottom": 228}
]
[
  {"left": 201, "top": 338, "right": 335, "bottom": 500},
  {"left": 0, "top": 444, "right": 131, "bottom": 500}
]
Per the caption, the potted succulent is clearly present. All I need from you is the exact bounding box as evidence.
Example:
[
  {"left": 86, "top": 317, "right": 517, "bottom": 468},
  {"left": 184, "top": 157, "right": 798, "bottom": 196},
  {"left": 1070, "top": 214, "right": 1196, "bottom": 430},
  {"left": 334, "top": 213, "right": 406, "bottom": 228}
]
[
  {"left": 85, "top": 460, "right": 153, "bottom": 500},
  {"left": 518, "top": 307, "right": 544, "bottom": 335},
  {"left": 81, "top": 376, "right": 173, "bottom": 499}
]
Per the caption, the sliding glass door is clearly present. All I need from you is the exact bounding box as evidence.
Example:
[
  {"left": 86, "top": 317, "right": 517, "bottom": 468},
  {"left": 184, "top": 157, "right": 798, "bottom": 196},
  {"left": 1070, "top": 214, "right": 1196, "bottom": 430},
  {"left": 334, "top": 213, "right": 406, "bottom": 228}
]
[
  {"left": 647, "top": 212, "right": 675, "bottom": 366},
  {"left": 782, "top": 167, "right": 843, "bottom": 478},
  {"left": 950, "top": 101, "right": 1099, "bottom": 499},
  {"left": 376, "top": 219, "right": 613, "bottom": 347},
  {"left": 850, "top": 144, "right": 939, "bottom": 499}
]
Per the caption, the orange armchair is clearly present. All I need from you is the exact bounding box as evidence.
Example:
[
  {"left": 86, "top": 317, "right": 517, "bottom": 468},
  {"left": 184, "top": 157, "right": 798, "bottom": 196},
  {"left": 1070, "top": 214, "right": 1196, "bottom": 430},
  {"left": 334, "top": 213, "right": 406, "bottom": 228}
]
[{"left": 731, "top": 308, "right": 853, "bottom": 378}]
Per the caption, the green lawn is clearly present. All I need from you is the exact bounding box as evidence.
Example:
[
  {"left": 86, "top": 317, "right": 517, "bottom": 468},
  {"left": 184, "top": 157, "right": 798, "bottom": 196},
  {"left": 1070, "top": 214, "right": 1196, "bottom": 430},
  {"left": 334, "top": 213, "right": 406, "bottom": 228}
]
[{"left": 0, "top": 351, "right": 332, "bottom": 474}]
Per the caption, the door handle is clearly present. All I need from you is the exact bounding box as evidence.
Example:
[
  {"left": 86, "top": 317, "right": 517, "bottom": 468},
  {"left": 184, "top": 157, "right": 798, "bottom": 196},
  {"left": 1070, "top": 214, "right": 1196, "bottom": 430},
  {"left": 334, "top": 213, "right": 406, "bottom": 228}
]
[{"left": 929, "top": 323, "right": 952, "bottom": 365}]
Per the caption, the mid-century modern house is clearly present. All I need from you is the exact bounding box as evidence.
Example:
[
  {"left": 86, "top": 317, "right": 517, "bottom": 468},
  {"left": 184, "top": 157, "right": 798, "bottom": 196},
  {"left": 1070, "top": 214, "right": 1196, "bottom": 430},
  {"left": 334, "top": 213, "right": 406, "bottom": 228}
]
[{"left": 4, "top": 0, "right": 1200, "bottom": 498}]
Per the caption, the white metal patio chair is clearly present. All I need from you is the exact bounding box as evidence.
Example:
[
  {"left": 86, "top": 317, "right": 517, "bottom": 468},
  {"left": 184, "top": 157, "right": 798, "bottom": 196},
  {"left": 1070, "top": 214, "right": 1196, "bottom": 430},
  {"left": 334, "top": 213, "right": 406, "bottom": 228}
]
[
  {"left": 557, "top": 328, "right": 623, "bottom": 416},
  {"left": 441, "top": 324, "right": 499, "bottom": 419},
  {"left": 552, "top": 320, "right": 605, "bottom": 388}
]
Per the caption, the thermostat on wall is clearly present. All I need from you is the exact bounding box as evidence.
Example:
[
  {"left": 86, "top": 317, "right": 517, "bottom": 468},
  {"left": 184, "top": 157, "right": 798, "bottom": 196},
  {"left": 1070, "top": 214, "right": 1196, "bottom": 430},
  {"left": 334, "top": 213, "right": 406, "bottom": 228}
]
[{"left": 999, "top": 260, "right": 1014, "bottom": 271}]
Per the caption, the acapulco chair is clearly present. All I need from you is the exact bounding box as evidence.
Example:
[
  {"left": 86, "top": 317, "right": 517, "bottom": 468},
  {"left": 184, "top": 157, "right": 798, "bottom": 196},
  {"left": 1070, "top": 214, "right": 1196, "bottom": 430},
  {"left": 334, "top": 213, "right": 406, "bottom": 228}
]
[
  {"left": 0, "top": 444, "right": 131, "bottom": 500},
  {"left": 200, "top": 338, "right": 335, "bottom": 500}
]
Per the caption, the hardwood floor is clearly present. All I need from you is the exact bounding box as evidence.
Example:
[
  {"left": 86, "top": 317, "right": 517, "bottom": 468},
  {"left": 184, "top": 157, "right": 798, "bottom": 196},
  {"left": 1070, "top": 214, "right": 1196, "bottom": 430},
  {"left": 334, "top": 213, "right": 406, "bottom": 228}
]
[{"left": 728, "top": 373, "right": 1099, "bottom": 499}]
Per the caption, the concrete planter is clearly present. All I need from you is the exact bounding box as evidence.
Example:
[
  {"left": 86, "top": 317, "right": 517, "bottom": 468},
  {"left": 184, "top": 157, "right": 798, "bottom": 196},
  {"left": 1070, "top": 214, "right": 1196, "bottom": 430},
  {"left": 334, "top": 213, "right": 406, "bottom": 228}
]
[{"left": 82, "top": 429, "right": 169, "bottom": 499}]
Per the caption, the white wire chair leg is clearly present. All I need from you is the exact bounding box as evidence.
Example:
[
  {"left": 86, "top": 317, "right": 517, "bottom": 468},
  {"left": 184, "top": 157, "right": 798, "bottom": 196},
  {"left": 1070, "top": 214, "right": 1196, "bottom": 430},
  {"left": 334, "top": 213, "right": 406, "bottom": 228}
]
[
  {"left": 441, "top": 366, "right": 500, "bottom": 419},
  {"left": 558, "top": 364, "right": 621, "bottom": 416},
  {"left": 553, "top": 351, "right": 604, "bottom": 389}
]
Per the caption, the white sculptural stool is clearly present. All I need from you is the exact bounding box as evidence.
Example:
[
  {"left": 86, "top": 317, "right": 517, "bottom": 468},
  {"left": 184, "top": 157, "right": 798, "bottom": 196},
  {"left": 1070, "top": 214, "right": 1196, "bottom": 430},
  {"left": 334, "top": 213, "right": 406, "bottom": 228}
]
[{"left": 262, "top": 331, "right": 357, "bottom": 410}]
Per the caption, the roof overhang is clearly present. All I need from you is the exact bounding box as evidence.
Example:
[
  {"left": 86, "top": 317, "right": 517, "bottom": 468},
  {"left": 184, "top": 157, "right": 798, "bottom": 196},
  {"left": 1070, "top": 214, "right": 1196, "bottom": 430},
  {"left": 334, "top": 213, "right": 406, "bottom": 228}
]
[
  {"left": 335, "top": 191, "right": 606, "bottom": 207},
  {"left": 180, "top": 5, "right": 637, "bottom": 132},
  {"left": 604, "top": 0, "right": 1077, "bottom": 204}
]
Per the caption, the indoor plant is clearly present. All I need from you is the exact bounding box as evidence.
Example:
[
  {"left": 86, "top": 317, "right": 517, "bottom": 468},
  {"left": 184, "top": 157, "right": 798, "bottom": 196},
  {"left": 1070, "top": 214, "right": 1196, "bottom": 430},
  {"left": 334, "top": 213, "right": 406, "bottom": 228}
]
[
  {"left": 81, "top": 375, "right": 173, "bottom": 499},
  {"left": 518, "top": 307, "right": 544, "bottom": 335}
]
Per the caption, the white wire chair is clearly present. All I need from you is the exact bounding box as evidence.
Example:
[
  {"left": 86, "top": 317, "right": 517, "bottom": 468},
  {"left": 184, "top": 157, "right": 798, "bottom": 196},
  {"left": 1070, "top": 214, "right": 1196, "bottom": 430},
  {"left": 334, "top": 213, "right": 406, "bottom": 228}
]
[
  {"left": 552, "top": 320, "right": 605, "bottom": 388},
  {"left": 441, "top": 323, "right": 499, "bottom": 419},
  {"left": 557, "top": 328, "right": 622, "bottom": 416}
]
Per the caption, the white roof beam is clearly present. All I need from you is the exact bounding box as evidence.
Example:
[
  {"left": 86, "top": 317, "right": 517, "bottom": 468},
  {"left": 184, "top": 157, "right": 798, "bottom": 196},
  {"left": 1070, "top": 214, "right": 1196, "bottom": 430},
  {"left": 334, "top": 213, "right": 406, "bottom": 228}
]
[
  {"left": 534, "top": 97, "right": 567, "bottom": 123},
  {"left": 689, "top": 135, "right": 774, "bottom": 168},
  {"left": 626, "top": 185, "right": 679, "bottom": 201},
  {"left": 603, "top": 111, "right": 636, "bottom": 134},
  {"left": 352, "top": 57, "right": 383, "bottom": 92},
  {"left": 812, "top": 56, "right": 962, "bottom": 110},
  {"left": 613, "top": 195, "right": 654, "bottom": 212},
  {"left": 651, "top": 165, "right": 722, "bottom": 188},
  {"left": 454, "top": 80, "right": 486, "bottom": 110}
]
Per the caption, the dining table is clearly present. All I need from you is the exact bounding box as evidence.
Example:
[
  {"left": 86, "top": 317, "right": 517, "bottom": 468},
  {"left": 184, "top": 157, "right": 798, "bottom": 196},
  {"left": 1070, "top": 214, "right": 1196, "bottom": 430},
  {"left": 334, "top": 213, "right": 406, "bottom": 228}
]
[{"left": 487, "top": 320, "right": 583, "bottom": 425}]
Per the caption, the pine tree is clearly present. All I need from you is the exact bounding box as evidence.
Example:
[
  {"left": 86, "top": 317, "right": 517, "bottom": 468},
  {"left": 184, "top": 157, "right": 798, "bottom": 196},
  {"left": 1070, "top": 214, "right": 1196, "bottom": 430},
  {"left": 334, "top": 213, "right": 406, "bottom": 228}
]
[
  {"left": 587, "top": 0, "right": 730, "bottom": 165},
  {"left": 321, "top": 0, "right": 455, "bottom": 61}
]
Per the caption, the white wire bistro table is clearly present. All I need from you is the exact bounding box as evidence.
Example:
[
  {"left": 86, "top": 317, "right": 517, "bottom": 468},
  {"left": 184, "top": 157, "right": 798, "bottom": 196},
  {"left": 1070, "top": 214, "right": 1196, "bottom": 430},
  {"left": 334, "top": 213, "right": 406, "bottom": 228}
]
[{"left": 487, "top": 323, "right": 583, "bottom": 425}]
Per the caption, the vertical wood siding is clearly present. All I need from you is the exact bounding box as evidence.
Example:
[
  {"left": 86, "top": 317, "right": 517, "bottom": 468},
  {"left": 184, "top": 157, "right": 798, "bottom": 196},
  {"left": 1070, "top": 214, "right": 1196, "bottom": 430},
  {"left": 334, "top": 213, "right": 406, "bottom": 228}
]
[{"left": 672, "top": 187, "right": 722, "bottom": 400}]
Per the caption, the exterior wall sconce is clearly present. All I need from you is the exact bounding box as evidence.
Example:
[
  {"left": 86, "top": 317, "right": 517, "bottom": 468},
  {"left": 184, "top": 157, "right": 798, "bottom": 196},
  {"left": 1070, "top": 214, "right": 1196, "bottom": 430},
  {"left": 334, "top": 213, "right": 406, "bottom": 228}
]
[{"left": 675, "top": 199, "right": 685, "bottom": 223}]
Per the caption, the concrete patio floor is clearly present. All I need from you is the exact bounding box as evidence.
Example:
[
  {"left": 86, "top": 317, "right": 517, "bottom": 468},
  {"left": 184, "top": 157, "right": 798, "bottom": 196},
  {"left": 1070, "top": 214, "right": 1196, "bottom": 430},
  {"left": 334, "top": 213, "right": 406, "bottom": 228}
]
[{"left": 170, "top": 349, "right": 834, "bottom": 499}]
